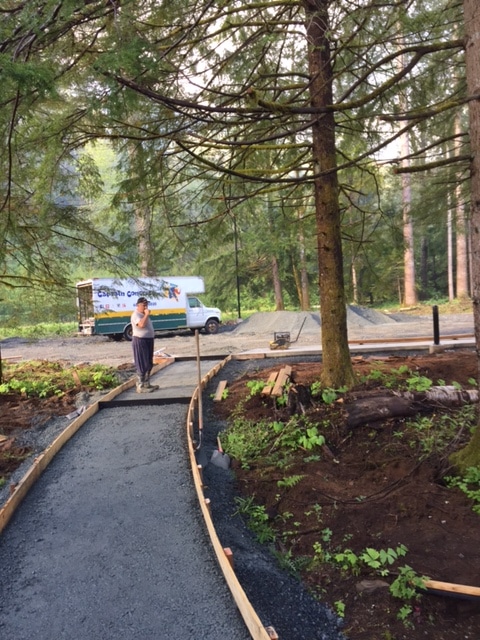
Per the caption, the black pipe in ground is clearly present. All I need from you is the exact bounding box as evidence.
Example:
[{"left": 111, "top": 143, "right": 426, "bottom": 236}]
[{"left": 433, "top": 305, "right": 440, "bottom": 345}]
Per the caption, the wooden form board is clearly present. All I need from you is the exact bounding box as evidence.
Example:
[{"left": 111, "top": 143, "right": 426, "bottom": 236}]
[
  {"left": 187, "top": 359, "right": 275, "bottom": 640},
  {"left": 271, "top": 365, "right": 292, "bottom": 396},
  {"left": 261, "top": 372, "right": 278, "bottom": 396},
  {"left": 213, "top": 380, "right": 228, "bottom": 401},
  {"left": 261, "top": 366, "right": 292, "bottom": 397},
  {"left": 424, "top": 579, "right": 480, "bottom": 599}
]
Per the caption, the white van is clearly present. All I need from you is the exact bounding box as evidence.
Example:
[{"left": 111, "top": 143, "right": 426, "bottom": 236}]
[{"left": 76, "top": 276, "right": 222, "bottom": 340}]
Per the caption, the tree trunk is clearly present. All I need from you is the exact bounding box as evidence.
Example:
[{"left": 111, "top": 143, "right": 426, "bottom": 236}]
[
  {"left": 447, "top": 205, "right": 454, "bottom": 300},
  {"left": 401, "top": 131, "right": 417, "bottom": 305},
  {"left": 298, "top": 231, "right": 310, "bottom": 311},
  {"left": 398, "top": 45, "right": 417, "bottom": 305},
  {"left": 451, "top": 0, "right": 480, "bottom": 473},
  {"left": 455, "top": 112, "right": 470, "bottom": 298},
  {"left": 420, "top": 235, "right": 429, "bottom": 300},
  {"left": 135, "top": 202, "right": 154, "bottom": 276},
  {"left": 351, "top": 260, "right": 359, "bottom": 305},
  {"left": 302, "top": 0, "right": 355, "bottom": 388},
  {"left": 272, "top": 255, "right": 284, "bottom": 311}
]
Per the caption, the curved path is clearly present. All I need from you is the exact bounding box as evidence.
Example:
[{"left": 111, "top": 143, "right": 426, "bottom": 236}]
[
  {"left": 3, "top": 336, "right": 471, "bottom": 639},
  {"left": 0, "top": 360, "right": 252, "bottom": 640}
]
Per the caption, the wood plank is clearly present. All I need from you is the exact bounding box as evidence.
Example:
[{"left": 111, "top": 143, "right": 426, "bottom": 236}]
[
  {"left": 272, "top": 365, "right": 292, "bottom": 396},
  {"left": 213, "top": 380, "right": 228, "bottom": 402},
  {"left": 424, "top": 579, "right": 480, "bottom": 599},
  {"left": 262, "top": 372, "right": 279, "bottom": 396}
]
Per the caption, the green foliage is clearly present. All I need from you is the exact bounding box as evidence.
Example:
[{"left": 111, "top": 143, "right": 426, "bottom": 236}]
[
  {"left": 297, "top": 426, "right": 325, "bottom": 450},
  {"left": 445, "top": 466, "right": 480, "bottom": 514},
  {"left": 222, "top": 413, "right": 326, "bottom": 469},
  {"left": 0, "top": 361, "right": 119, "bottom": 398},
  {"left": 330, "top": 543, "right": 408, "bottom": 578},
  {"left": 405, "top": 404, "right": 476, "bottom": 459},
  {"left": 277, "top": 474, "right": 304, "bottom": 489},
  {"left": 334, "top": 600, "right": 346, "bottom": 618},
  {"left": 390, "top": 565, "right": 428, "bottom": 602},
  {"left": 0, "top": 322, "right": 77, "bottom": 340},
  {"left": 405, "top": 373, "right": 433, "bottom": 392},
  {"left": 221, "top": 416, "right": 273, "bottom": 469},
  {"left": 233, "top": 496, "right": 275, "bottom": 544},
  {"left": 246, "top": 379, "right": 267, "bottom": 396},
  {"left": 359, "top": 545, "right": 407, "bottom": 575},
  {"left": 310, "top": 382, "right": 347, "bottom": 404}
]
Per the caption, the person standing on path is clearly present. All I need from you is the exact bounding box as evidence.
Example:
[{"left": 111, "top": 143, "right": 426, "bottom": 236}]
[{"left": 131, "top": 297, "right": 159, "bottom": 393}]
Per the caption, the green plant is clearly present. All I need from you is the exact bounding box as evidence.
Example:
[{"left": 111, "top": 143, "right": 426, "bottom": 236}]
[
  {"left": 334, "top": 600, "right": 346, "bottom": 618},
  {"left": 223, "top": 412, "right": 327, "bottom": 470},
  {"left": 312, "top": 540, "right": 332, "bottom": 564},
  {"left": 390, "top": 564, "right": 428, "bottom": 601},
  {"left": 277, "top": 474, "right": 304, "bottom": 489},
  {"left": 304, "top": 503, "right": 323, "bottom": 522},
  {"left": 275, "top": 384, "right": 291, "bottom": 406},
  {"left": 310, "top": 382, "right": 347, "bottom": 404},
  {"left": 0, "top": 361, "right": 119, "bottom": 398},
  {"left": 333, "top": 548, "right": 361, "bottom": 575},
  {"left": 298, "top": 426, "right": 325, "bottom": 450},
  {"left": 310, "top": 380, "right": 322, "bottom": 396},
  {"left": 222, "top": 417, "right": 272, "bottom": 468},
  {"left": 359, "top": 544, "right": 407, "bottom": 576},
  {"left": 246, "top": 379, "right": 267, "bottom": 396},
  {"left": 406, "top": 405, "right": 476, "bottom": 459},
  {"left": 405, "top": 373, "right": 433, "bottom": 392},
  {"left": 397, "top": 604, "right": 414, "bottom": 628},
  {"left": 234, "top": 496, "right": 276, "bottom": 543},
  {"left": 0, "top": 322, "right": 77, "bottom": 341},
  {"left": 445, "top": 466, "right": 480, "bottom": 513}
]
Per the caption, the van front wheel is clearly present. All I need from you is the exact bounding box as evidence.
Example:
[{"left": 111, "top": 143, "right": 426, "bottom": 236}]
[
  {"left": 123, "top": 324, "right": 133, "bottom": 341},
  {"left": 204, "top": 319, "right": 219, "bottom": 334}
]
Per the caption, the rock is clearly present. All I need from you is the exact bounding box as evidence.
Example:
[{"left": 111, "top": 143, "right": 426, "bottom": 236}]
[{"left": 356, "top": 579, "right": 390, "bottom": 595}]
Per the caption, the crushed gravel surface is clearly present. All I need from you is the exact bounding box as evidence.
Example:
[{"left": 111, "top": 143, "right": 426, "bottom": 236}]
[{"left": 0, "top": 403, "right": 252, "bottom": 640}]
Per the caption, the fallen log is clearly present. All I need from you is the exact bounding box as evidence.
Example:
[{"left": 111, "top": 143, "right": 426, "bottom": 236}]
[{"left": 345, "top": 386, "right": 478, "bottom": 429}]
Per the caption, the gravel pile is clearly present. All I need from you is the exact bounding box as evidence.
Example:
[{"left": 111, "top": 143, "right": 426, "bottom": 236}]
[{"left": 234, "top": 306, "right": 399, "bottom": 337}]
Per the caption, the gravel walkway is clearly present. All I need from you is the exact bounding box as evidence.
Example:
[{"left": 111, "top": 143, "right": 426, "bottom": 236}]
[
  {"left": 0, "top": 357, "right": 347, "bottom": 640},
  {"left": 0, "top": 402, "right": 250, "bottom": 640}
]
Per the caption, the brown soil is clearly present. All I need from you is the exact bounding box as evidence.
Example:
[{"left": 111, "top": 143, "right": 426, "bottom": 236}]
[
  {"left": 0, "top": 362, "right": 134, "bottom": 490},
  {"left": 213, "top": 350, "right": 480, "bottom": 640},
  {"left": 0, "top": 392, "right": 77, "bottom": 482}
]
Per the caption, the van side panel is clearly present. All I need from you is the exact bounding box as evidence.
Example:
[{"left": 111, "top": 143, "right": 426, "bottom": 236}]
[
  {"left": 77, "top": 277, "right": 196, "bottom": 336},
  {"left": 93, "top": 309, "right": 188, "bottom": 335}
]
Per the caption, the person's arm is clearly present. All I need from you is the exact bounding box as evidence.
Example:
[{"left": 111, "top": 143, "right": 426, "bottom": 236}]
[{"left": 135, "top": 309, "right": 150, "bottom": 328}]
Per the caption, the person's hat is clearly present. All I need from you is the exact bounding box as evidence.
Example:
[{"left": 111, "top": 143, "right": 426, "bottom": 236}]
[{"left": 136, "top": 296, "right": 148, "bottom": 305}]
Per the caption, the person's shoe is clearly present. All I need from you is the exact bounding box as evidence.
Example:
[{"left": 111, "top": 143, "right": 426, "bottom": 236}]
[
  {"left": 144, "top": 375, "right": 159, "bottom": 391},
  {"left": 136, "top": 383, "right": 154, "bottom": 393}
]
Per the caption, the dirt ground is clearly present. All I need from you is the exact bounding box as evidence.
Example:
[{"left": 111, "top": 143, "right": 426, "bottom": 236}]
[
  {"left": 1, "top": 311, "right": 479, "bottom": 639},
  {"left": 211, "top": 350, "right": 480, "bottom": 640}
]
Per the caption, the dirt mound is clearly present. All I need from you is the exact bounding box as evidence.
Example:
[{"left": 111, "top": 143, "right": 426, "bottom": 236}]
[{"left": 234, "top": 306, "right": 398, "bottom": 337}]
